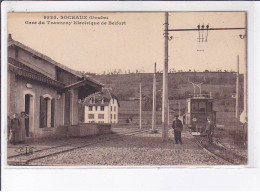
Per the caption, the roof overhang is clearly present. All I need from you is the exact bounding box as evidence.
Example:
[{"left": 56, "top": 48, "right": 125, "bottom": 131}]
[
  {"left": 8, "top": 38, "right": 83, "bottom": 78},
  {"left": 65, "top": 78, "right": 104, "bottom": 90},
  {"left": 9, "top": 64, "right": 65, "bottom": 90}
]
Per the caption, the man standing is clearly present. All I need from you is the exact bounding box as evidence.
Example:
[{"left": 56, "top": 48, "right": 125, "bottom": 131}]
[
  {"left": 9, "top": 113, "right": 20, "bottom": 145},
  {"left": 19, "top": 112, "right": 28, "bottom": 143},
  {"left": 172, "top": 115, "right": 183, "bottom": 144},
  {"left": 206, "top": 117, "right": 214, "bottom": 144}
]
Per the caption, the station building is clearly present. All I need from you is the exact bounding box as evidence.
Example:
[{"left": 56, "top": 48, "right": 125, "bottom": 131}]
[
  {"left": 7, "top": 34, "right": 103, "bottom": 139},
  {"left": 83, "top": 88, "right": 119, "bottom": 124}
]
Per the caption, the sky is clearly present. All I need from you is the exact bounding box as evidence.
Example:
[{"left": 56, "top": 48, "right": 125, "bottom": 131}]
[{"left": 8, "top": 12, "right": 246, "bottom": 74}]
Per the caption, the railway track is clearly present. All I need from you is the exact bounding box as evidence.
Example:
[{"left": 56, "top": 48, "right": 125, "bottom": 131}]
[
  {"left": 8, "top": 128, "right": 153, "bottom": 165},
  {"left": 192, "top": 136, "right": 232, "bottom": 165},
  {"left": 8, "top": 127, "right": 246, "bottom": 166},
  {"left": 193, "top": 135, "right": 247, "bottom": 165}
]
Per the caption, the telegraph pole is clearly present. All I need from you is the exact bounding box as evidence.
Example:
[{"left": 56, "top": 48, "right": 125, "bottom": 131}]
[
  {"left": 162, "top": 12, "right": 169, "bottom": 141},
  {"left": 140, "top": 82, "right": 142, "bottom": 129},
  {"left": 240, "top": 13, "right": 248, "bottom": 125},
  {"left": 152, "top": 63, "right": 157, "bottom": 133},
  {"left": 236, "top": 55, "right": 240, "bottom": 119}
]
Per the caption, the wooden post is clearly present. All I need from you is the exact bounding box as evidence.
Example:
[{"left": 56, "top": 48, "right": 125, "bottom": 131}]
[
  {"left": 140, "top": 82, "right": 142, "bottom": 129},
  {"left": 236, "top": 55, "right": 239, "bottom": 119},
  {"left": 162, "top": 12, "right": 169, "bottom": 141},
  {"left": 152, "top": 63, "right": 157, "bottom": 132}
]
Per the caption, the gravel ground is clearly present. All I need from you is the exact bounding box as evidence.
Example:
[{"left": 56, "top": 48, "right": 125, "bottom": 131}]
[{"left": 24, "top": 128, "right": 229, "bottom": 166}]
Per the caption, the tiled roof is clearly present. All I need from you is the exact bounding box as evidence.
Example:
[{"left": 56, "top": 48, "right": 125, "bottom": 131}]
[
  {"left": 8, "top": 35, "right": 83, "bottom": 78},
  {"left": 8, "top": 35, "right": 105, "bottom": 91},
  {"left": 83, "top": 88, "right": 119, "bottom": 106},
  {"left": 8, "top": 63, "right": 65, "bottom": 89},
  {"left": 65, "top": 76, "right": 104, "bottom": 89}
]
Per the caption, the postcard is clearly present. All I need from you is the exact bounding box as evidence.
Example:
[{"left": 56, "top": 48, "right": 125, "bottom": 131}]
[{"left": 3, "top": 11, "right": 249, "bottom": 167}]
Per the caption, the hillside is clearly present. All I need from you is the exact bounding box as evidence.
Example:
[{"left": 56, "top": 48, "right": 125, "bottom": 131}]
[{"left": 91, "top": 72, "right": 244, "bottom": 112}]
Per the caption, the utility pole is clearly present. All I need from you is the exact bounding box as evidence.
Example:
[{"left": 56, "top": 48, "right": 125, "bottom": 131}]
[
  {"left": 162, "top": 12, "right": 169, "bottom": 141},
  {"left": 152, "top": 63, "right": 157, "bottom": 132},
  {"left": 140, "top": 82, "right": 142, "bottom": 129},
  {"left": 236, "top": 55, "right": 240, "bottom": 119},
  {"left": 240, "top": 13, "right": 248, "bottom": 125}
]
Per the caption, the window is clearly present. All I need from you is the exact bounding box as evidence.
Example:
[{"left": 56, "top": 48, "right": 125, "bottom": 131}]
[
  {"left": 88, "top": 114, "right": 94, "bottom": 119},
  {"left": 89, "top": 106, "right": 93, "bottom": 111},
  {"left": 114, "top": 106, "right": 116, "bottom": 112},
  {"left": 199, "top": 102, "right": 206, "bottom": 113},
  {"left": 95, "top": 106, "right": 98, "bottom": 111},
  {"left": 111, "top": 114, "right": 112, "bottom": 119},
  {"left": 101, "top": 106, "right": 104, "bottom": 111},
  {"left": 113, "top": 99, "right": 114, "bottom": 104},
  {"left": 111, "top": 106, "right": 112, "bottom": 112},
  {"left": 114, "top": 114, "right": 116, "bottom": 119},
  {"left": 191, "top": 101, "right": 207, "bottom": 113},
  {"left": 191, "top": 102, "right": 198, "bottom": 113},
  {"left": 98, "top": 114, "right": 104, "bottom": 119},
  {"left": 98, "top": 121, "right": 104, "bottom": 123},
  {"left": 40, "top": 96, "right": 55, "bottom": 128}
]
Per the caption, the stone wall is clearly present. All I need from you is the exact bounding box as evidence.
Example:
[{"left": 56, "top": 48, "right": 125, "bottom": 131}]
[
  {"left": 11, "top": 76, "right": 65, "bottom": 138},
  {"left": 68, "top": 123, "right": 111, "bottom": 137}
]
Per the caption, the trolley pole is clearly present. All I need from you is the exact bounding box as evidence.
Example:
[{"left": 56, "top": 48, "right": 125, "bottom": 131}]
[
  {"left": 236, "top": 55, "right": 240, "bottom": 119},
  {"left": 152, "top": 63, "right": 157, "bottom": 132},
  {"left": 140, "top": 82, "right": 142, "bottom": 130},
  {"left": 162, "top": 12, "right": 169, "bottom": 141}
]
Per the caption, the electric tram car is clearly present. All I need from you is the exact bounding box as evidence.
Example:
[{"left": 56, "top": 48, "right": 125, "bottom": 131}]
[{"left": 185, "top": 94, "right": 216, "bottom": 136}]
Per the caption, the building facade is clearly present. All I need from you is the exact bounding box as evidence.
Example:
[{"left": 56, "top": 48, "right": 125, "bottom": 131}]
[
  {"left": 7, "top": 34, "right": 103, "bottom": 139},
  {"left": 84, "top": 88, "right": 119, "bottom": 124}
]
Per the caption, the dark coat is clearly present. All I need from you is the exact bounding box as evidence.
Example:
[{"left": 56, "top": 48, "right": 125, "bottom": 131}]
[
  {"left": 172, "top": 119, "right": 183, "bottom": 132},
  {"left": 10, "top": 118, "right": 20, "bottom": 131}
]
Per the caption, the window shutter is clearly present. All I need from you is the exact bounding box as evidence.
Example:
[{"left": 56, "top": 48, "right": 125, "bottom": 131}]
[
  {"left": 51, "top": 98, "right": 55, "bottom": 127},
  {"left": 39, "top": 96, "right": 44, "bottom": 128}
]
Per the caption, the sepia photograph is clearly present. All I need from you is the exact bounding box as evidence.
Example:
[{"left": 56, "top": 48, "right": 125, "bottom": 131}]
[{"left": 5, "top": 11, "right": 248, "bottom": 166}]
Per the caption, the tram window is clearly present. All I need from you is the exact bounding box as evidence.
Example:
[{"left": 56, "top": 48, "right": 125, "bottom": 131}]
[
  {"left": 199, "top": 102, "right": 206, "bottom": 113},
  {"left": 191, "top": 102, "right": 199, "bottom": 113}
]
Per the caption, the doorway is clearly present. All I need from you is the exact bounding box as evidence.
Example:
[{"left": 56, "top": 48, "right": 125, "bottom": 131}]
[
  {"left": 25, "top": 94, "right": 31, "bottom": 137},
  {"left": 64, "top": 91, "right": 71, "bottom": 125}
]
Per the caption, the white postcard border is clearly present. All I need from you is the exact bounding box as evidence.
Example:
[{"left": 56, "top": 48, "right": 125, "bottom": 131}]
[{"left": 1, "top": 1, "right": 260, "bottom": 190}]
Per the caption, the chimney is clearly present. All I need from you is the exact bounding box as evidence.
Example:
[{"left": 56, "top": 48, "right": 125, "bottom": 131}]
[{"left": 8, "top": 34, "right": 12, "bottom": 41}]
